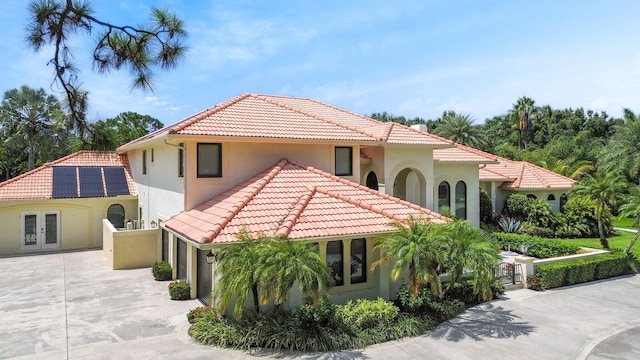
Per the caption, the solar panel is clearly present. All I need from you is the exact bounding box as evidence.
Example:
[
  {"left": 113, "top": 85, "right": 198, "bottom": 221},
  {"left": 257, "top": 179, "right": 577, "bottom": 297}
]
[
  {"left": 78, "top": 167, "right": 105, "bottom": 198},
  {"left": 52, "top": 166, "right": 78, "bottom": 198},
  {"left": 103, "top": 167, "right": 130, "bottom": 196}
]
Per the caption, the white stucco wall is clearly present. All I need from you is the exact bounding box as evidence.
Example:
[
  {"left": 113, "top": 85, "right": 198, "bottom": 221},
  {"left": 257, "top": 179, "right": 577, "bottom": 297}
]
[{"left": 384, "top": 147, "right": 434, "bottom": 209}]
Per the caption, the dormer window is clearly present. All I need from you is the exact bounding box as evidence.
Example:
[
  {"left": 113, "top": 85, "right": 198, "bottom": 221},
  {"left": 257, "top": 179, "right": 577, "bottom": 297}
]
[
  {"left": 335, "top": 146, "right": 352, "bottom": 176},
  {"left": 197, "top": 143, "right": 222, "bottom": 178}
]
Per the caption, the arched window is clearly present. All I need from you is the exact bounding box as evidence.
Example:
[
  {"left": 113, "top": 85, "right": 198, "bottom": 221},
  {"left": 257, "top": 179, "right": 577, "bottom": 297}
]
[
  {"left": 547, "top": 194, "right": 556, "bottom": 201},
  {"left": 527, "top": 194, "right": 537, "bottom": 200},
  {"left": 560, "top": 194, "right": 568, "bottom": 212},
  {"left": 366, "top": 171, "right": 379, "bottom": 191},
  {"left": 438, "top": 181, "right": 450, "bottom": 213},
  {"left": 455, "top": 181, "right": 467, "bottom": 220},
  {"left": 107, "top": 204, "right": 125, "bottom": 228}
]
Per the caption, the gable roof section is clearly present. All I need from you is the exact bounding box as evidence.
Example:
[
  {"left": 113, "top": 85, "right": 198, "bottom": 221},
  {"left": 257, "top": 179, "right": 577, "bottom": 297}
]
[
  {"left": 434, "top": 142, "right": 575, "bottom": 190},
  {"left": 163, "top": 158, "right": 449, "bottom": 244},
  {"left": 0, "top": 151, "right": 137, "bottom": 201},
  {"left": 119, "top": 94, "right": 455, "bottom": 150}
]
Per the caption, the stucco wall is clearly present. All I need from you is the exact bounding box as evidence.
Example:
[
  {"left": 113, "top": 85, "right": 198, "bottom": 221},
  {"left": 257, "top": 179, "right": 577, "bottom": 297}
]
[
  {"left": 103, "top": 219, "right": 159, "bottom": 270},
  {"left": 0, "top": 197, "right": 137, "bottom": 256},
  {"left": 384, "top": 147, "right": 434, "bottom": 208},
  {"left": 433, "top": 163, "right": 480, "bottom": 227}
]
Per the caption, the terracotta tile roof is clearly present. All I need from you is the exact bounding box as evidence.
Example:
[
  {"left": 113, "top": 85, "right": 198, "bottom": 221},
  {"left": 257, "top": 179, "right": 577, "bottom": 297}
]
[
  {"left": 163, "top": 159, "right": 449, "bottom": 244},
  {"left": 118, "top": 94, "right": 454, "bottom": 150},
  {"left": 435, "top": 142, "right": 574, "bottom": 189},
  {"left": 433, "top": 146, "right": 498, "bottom": 164},
  {"left": 0, "top": 151, "right": 137, "bottom": 201}
]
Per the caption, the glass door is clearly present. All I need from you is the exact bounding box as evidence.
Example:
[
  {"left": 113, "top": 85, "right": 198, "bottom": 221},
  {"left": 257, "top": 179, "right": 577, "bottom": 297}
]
[
  {"left": 42, "top": 212, "right": 60, "bottom": 249},
  {"left": 22, "top": 212, "right": 60, "bottom": 250}
]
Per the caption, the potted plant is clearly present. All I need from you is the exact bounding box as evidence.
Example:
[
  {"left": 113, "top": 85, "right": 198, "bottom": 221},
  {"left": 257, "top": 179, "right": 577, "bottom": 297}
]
[
  {"left": 168, "top": 280, "right": 191, "bottom": 300},
  {"left": 152, "top": 261, "right": 172, "bottom": 281}
]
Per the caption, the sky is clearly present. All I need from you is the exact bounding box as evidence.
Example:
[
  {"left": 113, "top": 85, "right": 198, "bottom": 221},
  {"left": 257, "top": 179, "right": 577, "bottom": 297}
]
[{"left": 1, "top": 1, "right": 640, "bottom": 126}]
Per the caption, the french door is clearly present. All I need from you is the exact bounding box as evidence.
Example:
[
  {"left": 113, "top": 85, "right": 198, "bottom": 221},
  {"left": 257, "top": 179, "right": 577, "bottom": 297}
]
[{"left": 22, "top": 211, "right": 61, "bottom": 250}]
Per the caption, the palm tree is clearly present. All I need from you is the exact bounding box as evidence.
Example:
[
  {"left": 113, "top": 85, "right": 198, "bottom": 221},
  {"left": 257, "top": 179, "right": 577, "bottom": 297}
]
[
  {"left": 540, "top": 158, "right": 595, "bottom": 179},
  {"left": 0, "top": 85, "right": 65, "bottom": 170},
  {"left": 599, "top": 110, "right": 640, "bottom": 184},
  {"left": 442, "top": 221, "right": 501, "bottom": 300},
  {"left": 571, "top": 171, "right": 628, "bottom": 249},
  {"left": 371, "top": 216, "right": 447, "bottom": 298},
  {"left": 619, "top": 187, "right": 640, "bottom": 254},
  {"left": 510, "top": 97, "right": 536, "bottom": 150},
  {"left": 213, "top": 230, "right": 264, "bottom": 317},
  {"left": 432, "top": 111, "right": 487, "bottom": 149},
  {"left": 257, "top": 237, "right": 331, "bottom": 307}
]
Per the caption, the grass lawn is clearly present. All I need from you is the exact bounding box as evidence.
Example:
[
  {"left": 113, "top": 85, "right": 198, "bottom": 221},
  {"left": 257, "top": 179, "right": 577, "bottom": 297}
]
[
  {"left": 559, "top": 231, "right": 640, "bottom": 257},
  {"left": 613, "top": 217, "right": 639, "bottom": 229}
]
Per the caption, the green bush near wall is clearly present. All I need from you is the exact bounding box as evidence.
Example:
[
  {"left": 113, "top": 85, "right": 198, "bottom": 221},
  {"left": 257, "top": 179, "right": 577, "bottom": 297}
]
[
  {"left": 492, "top": 233, "right": 580, "bottom": 258},
  {"left": 535, "top": 253, "right": 629, "bottom": 289}
]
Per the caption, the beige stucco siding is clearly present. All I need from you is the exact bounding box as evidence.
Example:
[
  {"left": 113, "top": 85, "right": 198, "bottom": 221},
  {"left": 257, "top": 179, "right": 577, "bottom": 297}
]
[
  {"left": 0, "top": 197, "right": 137, "bottom": 256},
  {"left": 433, "top": 163, "right": 480, "bottom": 227}
]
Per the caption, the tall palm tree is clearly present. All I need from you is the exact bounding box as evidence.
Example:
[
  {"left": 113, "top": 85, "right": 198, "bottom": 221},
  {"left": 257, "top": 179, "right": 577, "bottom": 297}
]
[
  {"left": 442, "top": 221, "right": 501, "bottom": 300},
  {"left": 599, "top": 110, "right": 640, "bottom": 184},
  {"left": 510, "top": 97, "right": 536, "bottom": 150},
  {"left": 619, "top": 187, "right": 640, "bottom": 254},
  {"left": 257, "top": 237, "right": 331, "bottom": 307},
  {"left": 0, "top": 85, "right": 65, "bottom": 170},
  {"left": 540, "top": 158, "right": 595, "bottom": 179},
  {"left": 432, "top": 111, "right": 487, "bottom": 149},
  {"left": 213, "top": 230, "right": 264, "bottom": 317},
  {"left": 371, "top": 216, "right": 447, "bottom": 298},
  {"left": 571, "top": 172, "right": 628, "bottom": 249}
]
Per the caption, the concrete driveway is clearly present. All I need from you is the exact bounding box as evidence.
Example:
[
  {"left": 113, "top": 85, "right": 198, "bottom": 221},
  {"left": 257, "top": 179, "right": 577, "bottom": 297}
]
[{"left": 1, "top": 250, "right": 639, "bottom": 360}]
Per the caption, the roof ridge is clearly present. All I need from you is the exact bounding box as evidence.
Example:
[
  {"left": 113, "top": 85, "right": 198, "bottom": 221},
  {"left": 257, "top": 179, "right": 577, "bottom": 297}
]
[
  {"left": 254, "top": 94, "right": 384, "bottom": 141},
  {"left": 170, "top": 93, "right": 254, "bottom": 134},
  {"left": 0, "top": 150, "right": 97, "bottom": 188},
  {"left": 524, "top": 161, "right": 576, "bottom": 184},
  {"left": 275, "top": 186, "right": 316, "bottom": 237},
  {"left": 200, "top": 158, "right": 289, "bottom": 243},
  {"left": 285, "top": 159, "right": 450, "bottom": 222},
  {"left": 315, "top": 187, "right": 408, "bottom": 223},
  {"left": 523, "top": 162, "right": 550, "bottom": 188}
]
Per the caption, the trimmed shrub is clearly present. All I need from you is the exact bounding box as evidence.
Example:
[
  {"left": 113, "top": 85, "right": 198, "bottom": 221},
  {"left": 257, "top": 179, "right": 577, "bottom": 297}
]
[
  {"left": 168, "top": 280, "right": 191, "bottom": 300},
  {"left": 444, "top": 281, "right": 504, "bottom": 306},
  {"left": 480, "top": 190, "right": 494, "bottom": 225},
  {"left": 187, "top": 305, "right": 213, "bottom": 324},
  {"left": 535, "top": 253, "right": 629, "bottom": 289},
  {"left": 527, "top": 274, "right": 543, "bottom": 291},
  {"left": 492, "top": 233, "right": 579, "bottom": 258},
  {"left": 502, "top": 194, "right": 530, "bottom": 221},
  {"left": 152, "top": 261, "right": 172, "bottom": 281},
  {"left": 336, "top": 298, "right": 399, "bottom": 329}
]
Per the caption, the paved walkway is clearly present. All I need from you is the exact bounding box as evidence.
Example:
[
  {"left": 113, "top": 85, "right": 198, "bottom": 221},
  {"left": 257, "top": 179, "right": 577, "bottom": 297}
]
[{"left": 1, "top": 250, "right": 639, "bottom": 359}]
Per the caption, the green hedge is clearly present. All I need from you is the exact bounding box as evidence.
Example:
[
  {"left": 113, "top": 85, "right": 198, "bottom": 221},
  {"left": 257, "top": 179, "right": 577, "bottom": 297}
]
[
  {"left": 535, "top": 253, "right": 629, "bottom": 289},
  {"left": 492, "top": 233, "right": 579, "bottom": 258}
]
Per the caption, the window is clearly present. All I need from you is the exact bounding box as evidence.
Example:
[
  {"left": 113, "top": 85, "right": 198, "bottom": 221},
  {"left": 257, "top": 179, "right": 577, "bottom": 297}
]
[
  {"left": 560, "top": 193, "right": 568, "bottom": 212},
  {"left": 151, "top": 148, "right": 154, "bottom": 162},
  {"left": 527, "top": 194, "right": 537, "bottom": 200},
  {"left": 438, "top": 181, "right": 450, "bottom": 213},
  {"left": 350, "top": 239, "right": 366, "bottom": 284},
  {"left": 178, "top": 143, "right": 184, "bottom": 178},
  {"left": 107, "top": 204, "right": 125, "bottom": 228},
  {"left": 547, "top": 194, "right": 556, "bottom": 201},
  {"left": 197, "top": 143, "right": 222, "bottom": 178},
  {"left": 455, "top": 181, "right": 467, "bottom": 219},
  {"left": 142, "top": 150, "right": 147, "bottom": 175},
  {"left": 22, "top": 212, "right": 60, "bottom": 249},
  {"left": 366, "top": 171, "right": 379, "bottom": 191},
  {"left": 326, "top": 240, "right": 344, "bottom": 286},
  {"left": 335, "top": 147, "right": 353, "bottom": 176}
]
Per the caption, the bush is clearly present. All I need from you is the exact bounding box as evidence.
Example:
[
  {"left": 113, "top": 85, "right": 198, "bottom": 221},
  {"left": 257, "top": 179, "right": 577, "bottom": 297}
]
[
  {"left": 152, "top": 261, "right": 172, "bottom": 281},
  {"left": 444, "top": 281, "right": 504, "bottom": 306},
  {"left": 520, "top": 222, "right": 556, "bottom": 238},
  {"left": 168, "top": 280, "right": 191, "bottom": 300},
  {"left": 187, "top": 305, "right": 214, "bottom": 324},
  {"left": 502, "top": 194, "right": 530, "bottom": 221},
  {"left": 527, "top": 274, "right": 543, "bottom": 291},
  {"left": 525, "top": 199, "right": 558, "bottom": 229},
  {"left": 535, "top": 253, "right": 629, "bottom": 289},
  {"left": 492, "top": 233, "right": 579, "bottom": 258},
  {"left": 562, "top": 196, "right": 612, "bottom": 238},
  {"left": 336, "top": 298, "right": 399, "bottom": 329},
  {"left": 395, "top": 284, "right": 466, "bottom": 322},
  {"left": 480, "top": 190, "right": 494, "bottom": 225},
  {"left": 294, "top": 298, "right": 337, "bottom": 329}
]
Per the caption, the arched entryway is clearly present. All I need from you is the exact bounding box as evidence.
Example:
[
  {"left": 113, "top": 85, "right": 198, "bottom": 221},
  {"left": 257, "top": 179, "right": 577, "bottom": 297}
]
[
  {"left": 393, "top": 167, "right": 426, "bottom": 207},
  {"left": 366, "top": 171, "right": 379, "bottom": 191}
]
